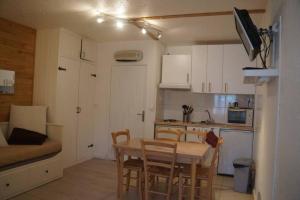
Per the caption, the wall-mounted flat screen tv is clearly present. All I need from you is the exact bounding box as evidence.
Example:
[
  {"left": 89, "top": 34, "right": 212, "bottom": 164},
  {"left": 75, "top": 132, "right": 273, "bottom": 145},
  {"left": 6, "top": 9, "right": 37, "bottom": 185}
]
[{"left": 233, "top": 7, "right": 262, "bottom": 61}]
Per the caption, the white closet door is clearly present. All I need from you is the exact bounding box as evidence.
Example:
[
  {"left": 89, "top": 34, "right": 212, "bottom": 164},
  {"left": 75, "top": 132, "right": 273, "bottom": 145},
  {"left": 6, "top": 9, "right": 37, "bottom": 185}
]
[
  {"left": 207, "top": 45, "right": 223, "bottom": 93},
  {"left": 77, "top": 61, "right": 96, "bottom": 162},
  {"left": 56, "top": 57, "right": 80, "bottom": 168},
  {"left": 223, "top": 44, "right": 256, "bottom": 94},
  {"left": 81, "top": 39, "right": 97, "bottom": 62}
]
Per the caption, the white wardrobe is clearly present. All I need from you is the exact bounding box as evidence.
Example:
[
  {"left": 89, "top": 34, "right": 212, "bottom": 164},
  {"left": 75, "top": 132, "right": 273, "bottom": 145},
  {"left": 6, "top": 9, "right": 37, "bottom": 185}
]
[{"left": 34, "top": 28, "right": 97, "bottom": 168}]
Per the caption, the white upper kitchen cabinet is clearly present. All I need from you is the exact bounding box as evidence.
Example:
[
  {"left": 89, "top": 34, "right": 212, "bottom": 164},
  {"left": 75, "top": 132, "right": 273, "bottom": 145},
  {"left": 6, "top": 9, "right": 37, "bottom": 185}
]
[
  {"left": 223, "top": 44, "right": 256, "bottom": 94},
  {"left": 206, "top": 45, "right": 223, "bottom": 93},
  {"left": 80, "top": 38, "right": 97, "bottom": 62},
  {"left": 59, "top": 29, "right": 81, "bottom": 60},
  {"left": 160, "top": 55, "right": 191, "bottom": 89},
  {"left": 191, "top": 45, "right": 207, "bottom": 93}
]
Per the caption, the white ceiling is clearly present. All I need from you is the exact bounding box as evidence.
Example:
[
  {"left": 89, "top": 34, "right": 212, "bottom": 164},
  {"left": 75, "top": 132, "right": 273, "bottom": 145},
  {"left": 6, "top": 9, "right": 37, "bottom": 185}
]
[{"left": 0, "top": 0, "right": 267, "bottom": 45}]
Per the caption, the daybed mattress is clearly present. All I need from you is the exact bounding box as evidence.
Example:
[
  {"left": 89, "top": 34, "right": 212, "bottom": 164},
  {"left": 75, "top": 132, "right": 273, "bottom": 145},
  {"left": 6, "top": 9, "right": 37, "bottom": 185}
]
[{"left": 0, "top": 139, "right": 61, "bottom": 169}]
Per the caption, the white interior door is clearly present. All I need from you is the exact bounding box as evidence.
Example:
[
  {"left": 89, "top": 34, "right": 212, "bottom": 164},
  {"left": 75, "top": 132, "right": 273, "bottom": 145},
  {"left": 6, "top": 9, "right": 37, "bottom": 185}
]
[
  {"left": 56, "top": 57, "right": 80, "bottom": 168},
  {"left": 109, "top": 65, "right": 146, "bottom": 158},
  {"left": 77, "top": 61, "right": 97, "bottom": 162}
]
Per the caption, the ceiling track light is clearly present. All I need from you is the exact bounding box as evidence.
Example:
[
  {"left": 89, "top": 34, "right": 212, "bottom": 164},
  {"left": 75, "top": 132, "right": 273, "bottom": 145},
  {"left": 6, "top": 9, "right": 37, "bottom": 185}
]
[
  {"left": 157, "top": 32, "right": 162, "bottom": 39},
  {"left": 116, "top": 20, "right": 125, "bottom": 29},
  {"left": 97, "top": 17, "right": 104, "bottom": 23},
  {"left": 141, "top": 28, "right": 147, "bottom": 34}
]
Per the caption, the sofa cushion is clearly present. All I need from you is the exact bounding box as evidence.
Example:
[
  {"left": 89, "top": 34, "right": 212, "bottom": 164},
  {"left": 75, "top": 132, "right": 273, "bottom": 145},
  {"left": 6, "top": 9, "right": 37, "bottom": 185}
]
[
  {"left": 9, "top": 105, "right": 47, "bottom": 136},
  {"left": 0, "top": 128, "right": 8, "bottom": 146},
  {"left": 8, "top": 128, "right": 48, "bottom": 145},
  {"left": 0, "top": 139, "right": 62, "bottom": 168}
]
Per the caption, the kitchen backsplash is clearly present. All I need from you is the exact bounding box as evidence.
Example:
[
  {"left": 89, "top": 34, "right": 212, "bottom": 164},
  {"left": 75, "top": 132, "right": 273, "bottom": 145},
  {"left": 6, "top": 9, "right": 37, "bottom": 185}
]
[{"left": 157, "top": 89, "right": 255, "bottom": 123}]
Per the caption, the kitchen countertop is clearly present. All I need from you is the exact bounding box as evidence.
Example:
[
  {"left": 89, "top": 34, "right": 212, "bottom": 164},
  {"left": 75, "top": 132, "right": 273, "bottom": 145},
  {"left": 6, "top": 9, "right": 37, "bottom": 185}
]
[{"left": 155, "top": 120, "right": 254, "bottom": 131}]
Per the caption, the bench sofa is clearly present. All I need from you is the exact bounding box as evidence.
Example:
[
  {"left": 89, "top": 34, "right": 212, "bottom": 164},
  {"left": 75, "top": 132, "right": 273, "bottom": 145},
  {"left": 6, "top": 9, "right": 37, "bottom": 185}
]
[{"left": 0, "top": 122, "right": 63, "bottom": 199}]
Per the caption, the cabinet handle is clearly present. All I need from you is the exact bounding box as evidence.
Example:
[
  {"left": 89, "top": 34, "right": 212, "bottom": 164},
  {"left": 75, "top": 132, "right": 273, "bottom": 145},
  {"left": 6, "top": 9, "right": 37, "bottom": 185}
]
[
  {"left": 88, "top": 144, "right": 94, "bottom": 148},
  {"left": 208, "top": 82, "right": 212, "bottom": 92},
  {"left": 225, "top": 83, "right": 228, "bottom": 93},
  {"left": 45, "top": 170, "right": 49, "bottom": 173},
  {"left": 6, "top": 183, "right": 10, "bottom": 187},
  {"left": 58, "top": 66, "right": 67, "bottom": 71},
  {"left": 202, "top": 82, "right": 205, "bottom": 93},
  {"left": 186, "top": 74, "right": 189, "bottom": 83},
  {"left": 91, "top": 73, "right": 97, "bottom": 77}
]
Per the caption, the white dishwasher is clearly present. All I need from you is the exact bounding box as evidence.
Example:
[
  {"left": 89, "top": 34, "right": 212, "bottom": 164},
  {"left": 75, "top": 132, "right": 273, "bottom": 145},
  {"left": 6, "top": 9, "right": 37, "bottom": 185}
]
[{"left": 218, "top": 129, "right": 253, "bottom": 175}]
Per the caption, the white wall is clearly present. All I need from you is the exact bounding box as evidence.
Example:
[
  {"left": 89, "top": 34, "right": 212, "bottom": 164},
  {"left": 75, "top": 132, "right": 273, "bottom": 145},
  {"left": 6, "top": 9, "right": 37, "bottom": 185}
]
[
  {"left": 254, "top": 0, "right": 300, "bottom": 200},
  {"left": 94, "top": 40, "right": 164, "bottom": 159}
]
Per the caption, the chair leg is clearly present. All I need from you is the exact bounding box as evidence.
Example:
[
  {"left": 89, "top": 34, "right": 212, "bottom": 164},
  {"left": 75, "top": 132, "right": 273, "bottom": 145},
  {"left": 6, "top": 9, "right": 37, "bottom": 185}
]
[
  {"left": 138, "top": 170, "right": 143, "bottom": 200},
  {"left": 126, "top": 169, "right": 131, "bottom": 191},
  {"left": 178, "top": 174, "right": 183, "bottom": 200}
]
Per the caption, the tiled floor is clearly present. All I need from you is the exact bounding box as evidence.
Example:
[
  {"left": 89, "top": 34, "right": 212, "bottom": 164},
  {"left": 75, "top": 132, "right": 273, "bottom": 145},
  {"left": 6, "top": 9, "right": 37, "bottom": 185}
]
[{"left": 11, "top": 159, "right": 253, "bottom": 200}]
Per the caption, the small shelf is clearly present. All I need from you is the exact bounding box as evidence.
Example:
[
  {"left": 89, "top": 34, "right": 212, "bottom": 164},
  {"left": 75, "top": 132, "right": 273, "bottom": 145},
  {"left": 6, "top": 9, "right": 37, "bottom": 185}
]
[{"left": 243, "top": 68, "right": 279, "bottom": 85}]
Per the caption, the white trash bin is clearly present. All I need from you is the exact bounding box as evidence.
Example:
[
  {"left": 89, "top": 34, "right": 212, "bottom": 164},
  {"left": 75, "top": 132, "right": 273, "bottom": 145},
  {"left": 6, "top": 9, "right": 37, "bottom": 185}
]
[{"left": 233, "top": 158, "right": 253, "bottom": 193}]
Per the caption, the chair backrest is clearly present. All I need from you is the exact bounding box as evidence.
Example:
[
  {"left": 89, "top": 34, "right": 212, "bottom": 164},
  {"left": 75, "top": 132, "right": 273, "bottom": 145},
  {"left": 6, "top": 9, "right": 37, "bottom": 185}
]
[
  {"left": 142, "top": 140, "right": 177, "bottom": 169},
  {"left": 155, "top": 129, "right": 182, "bottom": 142},
  {"left": 111, "top": 129, "right": 130, "bottom": 145},
  {"left": 208, "top": 137, "right": 224, "bottom": 177},
  {"left": 111, "top": 129, "right": 130, "bottom": 161},
  {"left": 184, "top": 130, "right": 208, "bottom": 143}
]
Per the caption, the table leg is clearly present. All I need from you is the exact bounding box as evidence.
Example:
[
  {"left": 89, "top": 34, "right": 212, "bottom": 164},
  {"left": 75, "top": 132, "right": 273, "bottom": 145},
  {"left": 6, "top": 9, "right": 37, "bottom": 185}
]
[{"left": 190, "top": 159, "right": 197, "bottom": 200}]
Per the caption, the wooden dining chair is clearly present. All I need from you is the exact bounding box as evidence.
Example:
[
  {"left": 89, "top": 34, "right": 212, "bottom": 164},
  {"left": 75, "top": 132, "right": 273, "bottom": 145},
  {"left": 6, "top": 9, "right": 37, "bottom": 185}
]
[
  {"left": 155, "top": 128, "right": 182, "bottom": 142},
  {"left": 111, "top": 129, "right": 143, "bottom": 199},
  {"left": 142, "top": 140, "right": 178, "bottom": 200},
  {"left": 178, "top": 137, "right": 224, "bottom": 200}
]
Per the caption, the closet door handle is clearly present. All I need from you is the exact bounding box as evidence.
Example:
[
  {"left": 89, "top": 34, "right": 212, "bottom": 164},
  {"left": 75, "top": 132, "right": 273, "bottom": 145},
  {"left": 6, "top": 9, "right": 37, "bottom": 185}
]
[
  {"left": 58, "top": 66, "right": 67, "bottom": 71},
  {"left": 76, "top": 106, "right": 82, "bottom": 114}
]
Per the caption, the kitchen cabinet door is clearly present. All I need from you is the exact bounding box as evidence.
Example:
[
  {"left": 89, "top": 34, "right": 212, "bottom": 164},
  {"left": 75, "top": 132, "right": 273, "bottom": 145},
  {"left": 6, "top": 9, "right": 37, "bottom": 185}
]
[
  {"left": 55, "top": 57, "right": 80, "bottom": 168},
  {"left": 207, "top": 45, "right": 223, "bottom": 93},
  {"left": 191, "top": 45, "right": 207, "bottom": 93},
  {"left": 160, "top": 55, "right": 191, "bottom": 89},
  {"left": 223, "top": 44, "right": 256, "bottom": 94},
  {"left": 77, "top": 61, "right": 97, "bottom": 162},
  {"left": 81, "top": 38, "right": 97, "bottom": 62}
]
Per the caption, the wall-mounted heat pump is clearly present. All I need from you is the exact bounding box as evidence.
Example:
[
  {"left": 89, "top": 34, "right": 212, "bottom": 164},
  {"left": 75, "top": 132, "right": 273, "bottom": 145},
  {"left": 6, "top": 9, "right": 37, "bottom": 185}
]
[{"left": 114, "top": 50, "right": 143, "bottom": 62}]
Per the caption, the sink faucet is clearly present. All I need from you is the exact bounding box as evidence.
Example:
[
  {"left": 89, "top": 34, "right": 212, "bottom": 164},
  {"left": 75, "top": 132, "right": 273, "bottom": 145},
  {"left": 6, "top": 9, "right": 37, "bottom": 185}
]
[{"left": 205, "top": 110, "right": 214, "bottom": 123}]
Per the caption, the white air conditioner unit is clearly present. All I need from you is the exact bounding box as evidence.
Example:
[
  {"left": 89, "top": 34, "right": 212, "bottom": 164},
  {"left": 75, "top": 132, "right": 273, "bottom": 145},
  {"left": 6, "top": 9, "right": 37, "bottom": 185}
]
[{"left": 114, "top": 50, "right": 143, "bottom": 62}]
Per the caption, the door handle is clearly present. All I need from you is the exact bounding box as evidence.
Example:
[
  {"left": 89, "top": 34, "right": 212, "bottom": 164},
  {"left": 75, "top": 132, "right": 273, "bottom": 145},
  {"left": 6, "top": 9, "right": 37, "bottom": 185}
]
[
  {"left": 137, "top": 110, "right": 145, "bottom": 122},
  {"left": 58, "top": 66, "right": 67, "bottom": 71}
]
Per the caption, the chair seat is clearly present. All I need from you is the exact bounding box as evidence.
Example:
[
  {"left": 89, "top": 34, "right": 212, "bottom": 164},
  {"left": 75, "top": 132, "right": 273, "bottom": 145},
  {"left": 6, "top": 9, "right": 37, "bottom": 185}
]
[
  {"left": 124, "top": 158, "right": 143, "bottom": 169},
  {"left": 180, "top": 164, "right": 209, "bottom": 180}
]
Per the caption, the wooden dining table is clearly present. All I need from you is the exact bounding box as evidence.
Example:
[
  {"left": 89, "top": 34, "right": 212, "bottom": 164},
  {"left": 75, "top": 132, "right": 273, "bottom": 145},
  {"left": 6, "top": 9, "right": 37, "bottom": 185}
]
[{"left": 113, "top": 138, "right": 210, "bottom": 200}]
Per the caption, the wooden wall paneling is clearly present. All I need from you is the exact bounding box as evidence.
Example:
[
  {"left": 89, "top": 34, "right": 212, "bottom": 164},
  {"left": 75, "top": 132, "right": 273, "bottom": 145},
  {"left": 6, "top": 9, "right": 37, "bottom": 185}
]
[{"left": 0, "top": 17, "right": 36, "bottom": 121}]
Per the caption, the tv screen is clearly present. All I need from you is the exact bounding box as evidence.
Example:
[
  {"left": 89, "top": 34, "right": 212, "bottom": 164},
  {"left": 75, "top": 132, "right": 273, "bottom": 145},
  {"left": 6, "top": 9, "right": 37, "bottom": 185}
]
[{"left": 233, "top": 7, "right": 262, "bottom": 61}]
